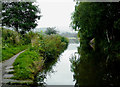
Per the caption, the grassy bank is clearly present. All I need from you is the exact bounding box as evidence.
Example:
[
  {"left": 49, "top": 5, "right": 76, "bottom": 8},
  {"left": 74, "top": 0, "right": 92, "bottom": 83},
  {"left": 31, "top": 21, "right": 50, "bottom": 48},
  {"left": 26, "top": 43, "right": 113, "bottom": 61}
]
[
  {"left": 2, "top": 28, "right": 34, "bottom": 61},
  {"left": 2, "top": 45, "right": 28, "bottom": 61},
  {"left": 12, "top": 34, "right": 69, "bottom": 81},
  {"left": 2, "top": 27, "right": 69, "bottom": 82},
  {"left": 12, "top": 49, "right": 44, "bottom": 80}
]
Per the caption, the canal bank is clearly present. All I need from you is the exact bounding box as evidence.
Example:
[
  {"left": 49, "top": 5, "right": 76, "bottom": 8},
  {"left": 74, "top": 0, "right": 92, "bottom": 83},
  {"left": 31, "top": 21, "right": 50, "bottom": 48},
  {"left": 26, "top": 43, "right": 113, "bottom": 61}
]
[{"left": 2, "top": 43, "right": 79, "bottom": 87}]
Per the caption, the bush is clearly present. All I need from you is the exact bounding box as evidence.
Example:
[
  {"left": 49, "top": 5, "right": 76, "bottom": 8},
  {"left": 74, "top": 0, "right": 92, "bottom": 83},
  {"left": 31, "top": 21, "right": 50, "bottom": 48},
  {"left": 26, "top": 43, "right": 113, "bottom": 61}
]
[
  {"left": 38, "top": 34, "right": 69, "bottom": 61},
  {"left": 2, "top": 28, "right": 37, "bottom": 61},
  {"left": 2, "top": 28, "right": 21, "bottom": 46},
  {"left": 13, "top": 33, "right": 69, "bottom": 80},
  {"left": 2, "top": 45, "right": 28, "bottom": 61},
  {"left": 13, "top": 49, "right": 44, "bottom": 80}
]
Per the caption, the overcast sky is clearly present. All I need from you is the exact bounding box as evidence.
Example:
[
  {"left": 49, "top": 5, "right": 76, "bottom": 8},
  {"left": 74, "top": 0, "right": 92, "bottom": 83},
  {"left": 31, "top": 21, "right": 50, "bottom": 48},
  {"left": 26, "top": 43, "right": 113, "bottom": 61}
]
[{"left": 35, "top": 0, "right": 76, "bottom": 33}]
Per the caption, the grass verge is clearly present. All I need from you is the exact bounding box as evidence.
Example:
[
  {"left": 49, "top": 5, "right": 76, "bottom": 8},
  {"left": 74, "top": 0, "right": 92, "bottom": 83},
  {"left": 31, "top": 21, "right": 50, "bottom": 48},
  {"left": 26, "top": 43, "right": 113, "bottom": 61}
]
[
  {"left": 12, "top": 49, "right": 44, "bottom": 80},
  {"left": 2, "top": 45, "right": 29, "bottom": 62}
]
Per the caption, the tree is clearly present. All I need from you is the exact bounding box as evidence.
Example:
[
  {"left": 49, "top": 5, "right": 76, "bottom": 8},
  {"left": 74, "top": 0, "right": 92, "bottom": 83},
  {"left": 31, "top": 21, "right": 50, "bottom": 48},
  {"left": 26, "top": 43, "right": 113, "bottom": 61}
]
[
  {"left": 71, "top": 2, "right": 120, "bottom": 43},
  {"left": 2, "top": 2, "right": 41, "bottom": 34},
  {"left": 71, "top": 2, "right": 120, "bottom": 86},
  {"left": 45, "top": 27, "right": 58, "bottom": 35}
]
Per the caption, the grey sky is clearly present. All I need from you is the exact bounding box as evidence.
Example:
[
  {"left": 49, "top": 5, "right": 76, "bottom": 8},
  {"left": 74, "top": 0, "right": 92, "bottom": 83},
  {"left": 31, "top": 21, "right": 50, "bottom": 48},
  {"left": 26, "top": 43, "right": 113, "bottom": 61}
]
[{"left": 35, "top": 0, "right": 76, "bottom": 33}]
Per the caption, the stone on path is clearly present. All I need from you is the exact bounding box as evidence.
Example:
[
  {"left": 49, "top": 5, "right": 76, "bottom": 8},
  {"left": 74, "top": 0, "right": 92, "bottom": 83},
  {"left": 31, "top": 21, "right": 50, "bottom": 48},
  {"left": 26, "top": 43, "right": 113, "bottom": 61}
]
[
  {"left": 5, "top": 66, "right": 13, "bottom": 70},
  {"left": 2, "top": 79, "right": 33, "bottom": 84},
  {"left": 5, "top": 69, "right": 14, "bottom": 73},
  {"left": 3, "top": 74, "right": 14, "bottom": 79}
]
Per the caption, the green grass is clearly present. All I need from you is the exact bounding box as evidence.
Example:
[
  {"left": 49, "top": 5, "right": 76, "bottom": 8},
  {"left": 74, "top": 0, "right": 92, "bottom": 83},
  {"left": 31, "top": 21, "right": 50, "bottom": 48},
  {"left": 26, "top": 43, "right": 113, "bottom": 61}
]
[
  {"left": 12, "top": 34, "right": 69, "bottom": 81},
  {"left": 12, "top": 49, "right": 44, "bottom": 80},
  {"left": 2, "top": 45, "right": 29, "bottom": 62}
]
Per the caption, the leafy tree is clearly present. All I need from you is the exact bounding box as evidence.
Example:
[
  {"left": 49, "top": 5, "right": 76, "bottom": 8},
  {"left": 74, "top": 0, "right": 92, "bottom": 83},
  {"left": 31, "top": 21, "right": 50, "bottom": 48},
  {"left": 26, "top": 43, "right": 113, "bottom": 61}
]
[
  {"left": 45, "top": 27, "right": 58, "bottom": 35},
  {"left": 71, "top": 2, "right": 120, "bottom": 54},
  {"left": 71, "top": 2, "right": 120, "bottom": 86},
  {"left": 2, "top": 2, "right": 41, "bottom": 34}
]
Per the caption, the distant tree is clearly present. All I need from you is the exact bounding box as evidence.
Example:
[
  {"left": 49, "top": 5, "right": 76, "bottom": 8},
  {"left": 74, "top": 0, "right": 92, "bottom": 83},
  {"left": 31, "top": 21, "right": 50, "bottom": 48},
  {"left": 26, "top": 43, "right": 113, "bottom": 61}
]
[
  {"left": 2, "top": 2, "right": 41, "bottom": 34},
  {"left": 45, "top": 27, "right": 58, "bottom": 35}
]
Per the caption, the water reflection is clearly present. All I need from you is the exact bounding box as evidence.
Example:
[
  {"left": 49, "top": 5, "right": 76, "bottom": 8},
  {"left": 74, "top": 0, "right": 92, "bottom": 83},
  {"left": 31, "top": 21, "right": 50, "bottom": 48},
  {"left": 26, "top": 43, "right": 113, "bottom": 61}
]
[
  {"left": 45, "top": 44, "right": 78, "bottom": 85},
  {"left": 34, "top": 55, "right": 59, "bottom": 87},
  {"left": 35, "top": 44, "right": 79, "bottom": 86},
  {"left": 70, "top": 44, "right": 120, "bottom": 86}
]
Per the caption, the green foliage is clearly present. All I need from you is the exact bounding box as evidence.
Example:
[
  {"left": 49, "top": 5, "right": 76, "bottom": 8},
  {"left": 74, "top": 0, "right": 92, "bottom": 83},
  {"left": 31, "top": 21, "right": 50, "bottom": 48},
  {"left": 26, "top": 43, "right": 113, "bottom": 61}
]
[
  {"left": 71, "top": 2, "right": 120, "bottom": 86},
  {"left": 60, "top": 36, "right": 69, "bottom": 48},
  {"left": 2, "top": 27, "right": 69, "bottom": 80},
  {"left": 41, "top": 34, "right": 68, "bottom": 61},
  {"left": 2, "top": 28, "right": 21, "bottom": 46},
  {"left": 71, "top": 2, "right": 120, "bottom": 48},
  {"left": 71, "top": 2, "right": 120, "bottom": 54},
  {"left": 13, "top": 49, "right": 44, "bottom": 80},
  {"left": 45, "top": 27, "right": 58, "bottom": 35},
  {"left": 22, "top": 31, "right": 41, "bottom": 45},
  {"left": 29, "top": 34, "right": 69, "bottom": 61},
  {"left": 2, "top": 45, "right": 28, "bottom": 61},
  {"left": 2, "top": 28, "right": 33, "bottom": 61},
  {"left": 2, "top": 2, "right": 41, "bottom": 34},
  {"left": 13, "top": 33, "right": 69, "bottom": 80}
]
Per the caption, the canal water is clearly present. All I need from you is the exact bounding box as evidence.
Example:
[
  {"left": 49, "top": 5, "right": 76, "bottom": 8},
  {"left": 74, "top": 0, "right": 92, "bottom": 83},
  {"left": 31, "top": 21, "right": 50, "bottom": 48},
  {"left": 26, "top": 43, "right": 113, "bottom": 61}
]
[{"left": 45, "top": 43, "right": 79, "bottom": 85}]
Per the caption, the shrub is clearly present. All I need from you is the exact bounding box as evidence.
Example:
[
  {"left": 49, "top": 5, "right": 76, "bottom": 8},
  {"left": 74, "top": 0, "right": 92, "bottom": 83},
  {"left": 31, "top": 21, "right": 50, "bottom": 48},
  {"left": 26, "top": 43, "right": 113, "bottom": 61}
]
[
  {"left": 2, "top": 28, "right": 37, "bottom": 61},
  {"left": 11, "top": 31, "right": 69, "bottom": 80},
  {"left": 2, "top": 45, "right": 28, "bottom": 61},
  {"left": 13, "top": 49, "right": 44, "bottom": 80}
]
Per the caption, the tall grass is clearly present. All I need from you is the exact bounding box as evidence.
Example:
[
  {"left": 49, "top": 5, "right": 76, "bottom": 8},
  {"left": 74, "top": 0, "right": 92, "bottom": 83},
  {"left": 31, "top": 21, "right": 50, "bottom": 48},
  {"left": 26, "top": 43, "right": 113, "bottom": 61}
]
[
  {"left": 2, "top": 28, "right": 36, "bottom": 61},
  {"left": 2, "top": 28, "right": 69, "bottom": 81},
  {"left": 2, "top": 45, "right": 28, "bottom": 61},
  {"left": 13, "top": 49, "right": 44, "bottom": 80},
  {"left": 12, "top": 33, "right": 69, "bottom": 80}
]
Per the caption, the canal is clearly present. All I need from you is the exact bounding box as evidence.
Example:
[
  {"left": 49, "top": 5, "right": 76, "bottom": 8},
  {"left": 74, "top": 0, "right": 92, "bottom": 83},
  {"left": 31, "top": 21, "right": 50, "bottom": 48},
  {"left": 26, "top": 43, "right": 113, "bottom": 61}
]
[{"left": 45, "top": 44, "right": 79, "bottom": 85}]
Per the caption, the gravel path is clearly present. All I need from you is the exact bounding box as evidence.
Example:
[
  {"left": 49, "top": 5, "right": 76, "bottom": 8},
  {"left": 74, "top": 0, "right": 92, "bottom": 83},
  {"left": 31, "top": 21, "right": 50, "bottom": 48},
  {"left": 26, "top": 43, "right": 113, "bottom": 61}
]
[{"left": 0, "top": 50, "right": 25, "bottom": 86}]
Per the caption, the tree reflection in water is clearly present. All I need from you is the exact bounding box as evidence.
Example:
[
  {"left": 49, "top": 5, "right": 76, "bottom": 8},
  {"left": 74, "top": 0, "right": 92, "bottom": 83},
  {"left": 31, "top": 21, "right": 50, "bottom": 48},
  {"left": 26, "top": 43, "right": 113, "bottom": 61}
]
[
  {"left": 33, "top": 56, "right": 59, "bottom": 87},
  {"left": 70, "top": 45, "right": 120, "bottom": 86}
]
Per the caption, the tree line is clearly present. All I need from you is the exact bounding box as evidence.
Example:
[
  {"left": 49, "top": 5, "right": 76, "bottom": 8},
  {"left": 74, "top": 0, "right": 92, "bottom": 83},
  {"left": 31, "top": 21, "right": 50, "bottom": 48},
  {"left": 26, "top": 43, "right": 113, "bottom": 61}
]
[{"left": 71, "top": 2, "right": 120, "bottom": 86}]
